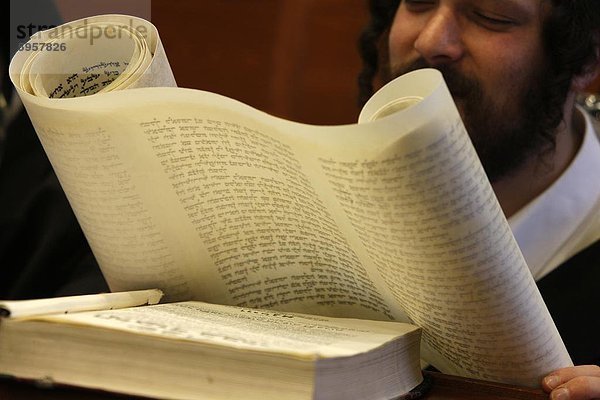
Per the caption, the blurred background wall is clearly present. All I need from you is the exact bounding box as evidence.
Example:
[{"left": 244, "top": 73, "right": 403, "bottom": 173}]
[{"left": 54, "top": 0, "right": 369, "bottom": 125}]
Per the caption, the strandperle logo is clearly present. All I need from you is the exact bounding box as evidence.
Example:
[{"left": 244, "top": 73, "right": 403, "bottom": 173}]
[
  {"left": 9, "top": 0, "right": 152, "bottom": 55},
  {"left": 16, "top": 18, "right": 150, "bottom": 46}
]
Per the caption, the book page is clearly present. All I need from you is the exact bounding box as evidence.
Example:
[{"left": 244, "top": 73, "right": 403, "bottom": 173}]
[
  {"left": 10, "top": 15, "right": 571, "bottom": 386},
  {"left": 36, "top": 302, "right": 420, "bottom": 358},
  {"left": 12, "top": 86, "right": 404, "bottom": 320}
]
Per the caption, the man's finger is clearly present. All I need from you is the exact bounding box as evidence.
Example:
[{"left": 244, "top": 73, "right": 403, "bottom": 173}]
[
  {"left": 543, "top": 365, "right": 600, "bottom": 391},
  {"left": 550, "top": 376, "right": 600, "bottom": 400}
]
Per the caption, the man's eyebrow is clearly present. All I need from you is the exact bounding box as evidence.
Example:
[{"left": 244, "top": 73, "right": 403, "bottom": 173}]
[{"left": 479, "top": 0, "right": 540, "bottom": 18}]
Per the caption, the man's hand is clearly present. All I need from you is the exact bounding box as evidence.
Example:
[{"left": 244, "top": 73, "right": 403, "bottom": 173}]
[{"left": 543, "top": 365, "right": 600, "bottom": 400}]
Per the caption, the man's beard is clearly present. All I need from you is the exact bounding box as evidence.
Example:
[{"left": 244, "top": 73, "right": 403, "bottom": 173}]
[{"left": 389, "top": 59, "right": 558, "bottom": 183}]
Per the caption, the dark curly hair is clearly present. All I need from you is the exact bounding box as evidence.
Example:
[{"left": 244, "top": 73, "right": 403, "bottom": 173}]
[
  {"left": 357, "top": 0, "right": 399, "bottom": 106},
  {"left": 541, "top": 0, "right": 600, "bottom": 135}
]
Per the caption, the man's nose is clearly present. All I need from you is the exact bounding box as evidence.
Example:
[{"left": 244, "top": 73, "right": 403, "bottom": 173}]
[{"left": 414, "top": 8, "right": 464, "bottom": 65}]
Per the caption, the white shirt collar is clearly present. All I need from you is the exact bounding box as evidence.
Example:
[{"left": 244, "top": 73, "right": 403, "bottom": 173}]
[{"left": 508, "top": 108, "right": 600, "bottom": 279}]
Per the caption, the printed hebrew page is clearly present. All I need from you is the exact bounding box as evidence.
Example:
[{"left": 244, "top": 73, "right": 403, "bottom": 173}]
[
  {"left": 36, "top": 302, "right": 421, "bottom": 357},
  {"left": 346, "top": 73, "right": 572, "bottom": 384}
]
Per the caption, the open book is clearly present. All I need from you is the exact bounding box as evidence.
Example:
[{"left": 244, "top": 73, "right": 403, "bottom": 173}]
[
  {"left": 8, "top": 14, "right": 572, "bottom": 388},
  {"left": 0, "top": 290, "right": 423, "bottom": 400}
]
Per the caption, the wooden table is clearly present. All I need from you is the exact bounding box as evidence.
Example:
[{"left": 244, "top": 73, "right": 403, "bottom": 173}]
[{"left": 0, "top": 371, "right": 548, "bottom": 400}]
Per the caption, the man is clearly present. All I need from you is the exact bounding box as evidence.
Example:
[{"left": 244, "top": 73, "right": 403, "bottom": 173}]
[{"left": 357, "top": 0, "right": 600, "bottom": 398}]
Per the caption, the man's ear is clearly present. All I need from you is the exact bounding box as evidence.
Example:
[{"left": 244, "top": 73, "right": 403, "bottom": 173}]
[
  {"left": 572, "top": 64, "right": 600, "bottom": 92},
  {"left": 572, "top": 34, "right": 600, "bottom": 91}
]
